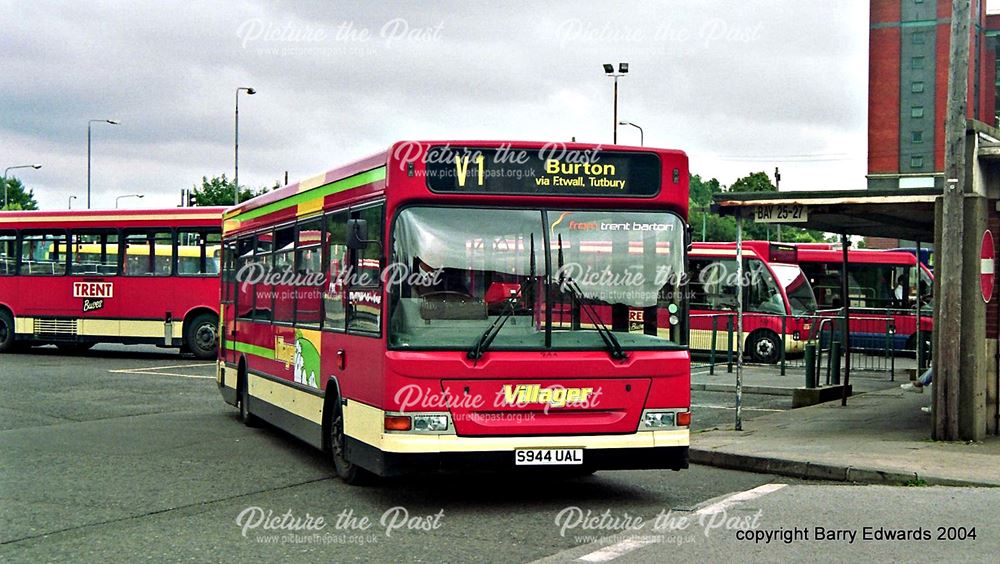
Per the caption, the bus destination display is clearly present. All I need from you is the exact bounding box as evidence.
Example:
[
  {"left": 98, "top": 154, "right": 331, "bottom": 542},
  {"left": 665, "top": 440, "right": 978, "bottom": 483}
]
[{"left": 425, "top": 146, "right": 661, "bottom": 197}]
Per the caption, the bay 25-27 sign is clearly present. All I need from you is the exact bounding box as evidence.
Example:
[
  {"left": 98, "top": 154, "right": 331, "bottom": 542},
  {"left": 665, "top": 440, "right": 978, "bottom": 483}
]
[{"left": 749, "top": 204, "right": 808, "bottom": 224}]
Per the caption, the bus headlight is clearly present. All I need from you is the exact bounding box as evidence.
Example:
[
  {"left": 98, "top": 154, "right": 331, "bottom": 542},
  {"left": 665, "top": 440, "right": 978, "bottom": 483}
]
[
  {"left": 384, "top": 412, "right": 453, "bottom": 433},
  {"left": 412, "top": 414, "right": 449, "bottom": 432},
  {"left": 643, "top": 411, "right": 675, "bottom": 428}
]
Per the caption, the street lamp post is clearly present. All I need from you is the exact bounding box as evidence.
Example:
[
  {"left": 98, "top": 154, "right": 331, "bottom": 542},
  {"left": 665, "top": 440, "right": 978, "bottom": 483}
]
[
  {"left": 68, "top": 195, "right": 77, "bottom": 209},
  {"left": 3, "top": 164, "right": 42, "bottom": 210},
  {"left": 88, "top": 119, "right": 120, "bottom": 209},
  {"left": 235, "top": 87, "right": 256, "bottom": 206},
  {"left": 618, "top": 121, "right": 644, "bottom": 146},
  {"left": 115, "top": 194, "right": 144, "bottom": 208},
  {"left": 603, "top": 63, "right": 628, "bottom": 144}
]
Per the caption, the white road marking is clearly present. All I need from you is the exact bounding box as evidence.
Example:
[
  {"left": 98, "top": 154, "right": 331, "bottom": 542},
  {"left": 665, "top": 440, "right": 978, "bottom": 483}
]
[
  {"left": 114, "top": 371, "right": 214, "bottom": 380},
  {"left": 109, "top": 363, "right": 212, "bottom": 372},
  {"left": 691, "top": 403, "right": 785, "bottom": 412},
  {"left": 576, "top": 483, "right": 787, "bottom": 562},
  {"left": 691, "top": 483, "right": 787, "bottom": 517},
  {"left": 577, "top": 537, "right": 660, "bottom": 563},
  {"left": 109, "top": 363, "right": 214, "bottom": 380}
]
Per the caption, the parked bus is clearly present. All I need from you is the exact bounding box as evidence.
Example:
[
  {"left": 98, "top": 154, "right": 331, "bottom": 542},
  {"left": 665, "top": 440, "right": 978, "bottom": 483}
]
[
  {"left": 689, "top": 243, "right": 817, "bottom": 363},
  {"left": 218, "top": 141, "right": 691, "bottom": 483},
  {"left": 0, "top": 207, "right": 225, "bottom": 359},
  {"left": 727, "top": 241, "right": 933, "bottom": 354}
]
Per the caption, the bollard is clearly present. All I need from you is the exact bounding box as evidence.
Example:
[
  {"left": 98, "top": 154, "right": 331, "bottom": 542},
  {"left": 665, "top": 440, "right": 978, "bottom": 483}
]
[
  {"left": 885, "top": 323, "right": 893, "bottom": 382},
  {"left": 709, "top": 316, "right": 718, "bottom": 376},
  {"left": 780, "top": 315, "right": 786, "bottom": 376},
  {"left": 830, "top": 340, "right": 841, "bottom": 385},
  {"left": 804, "top": 343, "right": 817, "bottom": 388}
]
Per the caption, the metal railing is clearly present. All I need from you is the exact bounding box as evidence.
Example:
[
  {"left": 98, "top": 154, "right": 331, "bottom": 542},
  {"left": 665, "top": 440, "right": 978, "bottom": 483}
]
[{"left": 691, "top": 308, "right": 931, "bottom": 386}]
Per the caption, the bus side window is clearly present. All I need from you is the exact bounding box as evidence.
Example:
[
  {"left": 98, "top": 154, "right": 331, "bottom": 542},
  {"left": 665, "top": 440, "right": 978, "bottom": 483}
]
[
  {"left": 123, "top": 230, "right": 173, "bottom": 276},
  {"left": 19, "top": 231, "right": 67, "bottom": 276},
  {"left": 272, "top": 226, "right": 296, "bottom": 324},
  {"left": 253, "top": 231, "right": 275, "bottom": 322},
  {"left": 745, "top": 260, "right": 783, "bottom": 314},
  {"left": 70, "top": 230, "right": 119, "bottom": 276},
  {"left": 177, "top": 229, "right": 222, "bottom": 276},
  {"left": 0, "top": 231, "right": 16, "bottom": 275},
  {"left": 687, "top": 259, "right": 711, "bottom": 309},
  {"left": 324, "top": 210, "right": 349, "bottom": 331},
  {"left": 236, "top": 237, "right": 256, "bottom": 320},
  {"left": 295, "top": 219, "right": 323, "bottom": 328},
  {"left": 347, "top": 203, "right": 384, "bottom": 334}
]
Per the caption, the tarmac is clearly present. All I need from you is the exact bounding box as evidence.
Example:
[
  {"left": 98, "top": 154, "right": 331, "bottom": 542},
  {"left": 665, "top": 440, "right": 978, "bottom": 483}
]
[{"left": 689, "top": 361, "right": 1000, "bottom": 487}]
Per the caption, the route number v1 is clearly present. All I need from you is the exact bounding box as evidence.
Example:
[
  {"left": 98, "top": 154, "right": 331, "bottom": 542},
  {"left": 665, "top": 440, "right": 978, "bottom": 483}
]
[{"left": 455, "top": 155, "right": 485, "bottom": 187}]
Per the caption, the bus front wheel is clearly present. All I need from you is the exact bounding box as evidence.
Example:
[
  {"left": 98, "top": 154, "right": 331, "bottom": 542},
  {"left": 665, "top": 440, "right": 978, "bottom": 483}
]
[
  {"left": 238, "top": 373, "right": 259, "bottom": 427},
  {"left": 329, "top": 402, "right": 375, "bottom": 485},
  {"left": 186, "top": 312, "right": 218, "bottom": 360},
  {"left": 0, "top": 310, "right": 14, "bottom": 353},
  {"left": 746, "top": 330, "right": 781, "bottom": 364}
]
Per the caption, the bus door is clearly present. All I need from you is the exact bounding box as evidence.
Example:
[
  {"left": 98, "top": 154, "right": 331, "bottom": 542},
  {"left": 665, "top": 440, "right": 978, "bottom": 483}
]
[{"left": 221, "top": 239, "right": 239, "bottom": 365}]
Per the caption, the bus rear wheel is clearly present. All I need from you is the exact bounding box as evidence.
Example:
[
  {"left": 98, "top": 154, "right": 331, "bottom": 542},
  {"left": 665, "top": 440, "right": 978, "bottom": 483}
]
[
  {"left": 747, "top": 330, "right": 781, "bottom": 364},
  {"left": 186, "top": 313, "right": 218, "bottom": 360},
  {"left": 0, "top": 310, "right": 14, "bottom": 353},
  {"left": 329, "top": 402, "right": 375, "bottom": 485}
]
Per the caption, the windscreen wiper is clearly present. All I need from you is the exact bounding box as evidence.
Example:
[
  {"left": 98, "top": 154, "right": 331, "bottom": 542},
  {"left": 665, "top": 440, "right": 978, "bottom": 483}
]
[
  {"left": 560, "top": 277, "right": 628, "bottom": 361},
  {"left": 468, "top": 234, "right": 535, "bottom": 361},
  {"left": 552, "top": 233, "right": 626, "bottom": 361},
  {"left": 467, "top": 292, "right": 519, "bottom": 361}
]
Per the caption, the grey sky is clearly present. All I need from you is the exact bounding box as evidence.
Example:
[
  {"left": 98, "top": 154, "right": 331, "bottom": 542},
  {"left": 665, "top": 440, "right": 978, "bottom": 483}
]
[{"left": 0, "top": 1, "right": 920, "bottom": 210}]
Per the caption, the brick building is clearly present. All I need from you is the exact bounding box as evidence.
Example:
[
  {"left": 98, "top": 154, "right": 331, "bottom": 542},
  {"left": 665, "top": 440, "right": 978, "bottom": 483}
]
[{"left": 867, "top": 0, "right": 997, "bottom": 191}]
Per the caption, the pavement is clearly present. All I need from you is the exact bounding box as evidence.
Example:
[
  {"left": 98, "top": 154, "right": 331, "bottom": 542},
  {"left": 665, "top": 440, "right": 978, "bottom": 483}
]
[
  {"left": 692, "top": 361, "right": 907, "bottom": 396},
  {"left": 690, "top": 383, "right": 1000, "bottom": 487}
]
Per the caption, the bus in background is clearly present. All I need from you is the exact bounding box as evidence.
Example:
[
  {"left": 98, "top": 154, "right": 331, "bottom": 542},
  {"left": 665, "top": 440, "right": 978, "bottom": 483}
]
[
  {"left": 889, "top": 247, "right": 933, "bottom": 271},
  {"left": 219, "top": 141, "right": 691, "bottom": 483},
  {"left": 689, "top": 243, "right": 817, "bottom": 363},
  {"left": 729, "top": 241, "right": 933, "bottom": 354},
  {"left": 0, "top": 207, "right": 225, "bottom": 359}
]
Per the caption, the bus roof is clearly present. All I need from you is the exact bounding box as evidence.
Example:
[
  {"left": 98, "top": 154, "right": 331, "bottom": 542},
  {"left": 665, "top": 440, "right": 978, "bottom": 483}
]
[
  {"left": 0, "top": 207, "right": 227, "bottom": 230},
  {"left": 696, "top": 240, "right": 921, "bottom": 266},
  {"left": 223, "top": 141, "right": 689, "bottom": 235}
]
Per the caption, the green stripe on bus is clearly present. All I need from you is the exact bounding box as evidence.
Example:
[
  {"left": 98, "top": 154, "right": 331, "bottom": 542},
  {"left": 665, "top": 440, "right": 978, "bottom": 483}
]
[
  {"left": 228, "top": 340, "right": 274, "bottom": 359},
  {"left": 227, "top": 167, "right": 387, "bottom": 222}
]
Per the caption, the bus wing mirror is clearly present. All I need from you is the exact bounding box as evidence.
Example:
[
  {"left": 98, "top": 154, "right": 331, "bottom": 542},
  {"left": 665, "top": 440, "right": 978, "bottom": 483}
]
[{"left": 346, "top": 219, "right": 369, "bottom": 250}]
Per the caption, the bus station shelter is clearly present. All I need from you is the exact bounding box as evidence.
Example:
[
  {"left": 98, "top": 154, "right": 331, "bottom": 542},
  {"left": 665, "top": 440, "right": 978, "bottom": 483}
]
[
  {"left": 712, "top": 187, "right": 938, "bottom": 242},
  {"left": 711, "top": 186, "right": 998, "bottom": 440}
]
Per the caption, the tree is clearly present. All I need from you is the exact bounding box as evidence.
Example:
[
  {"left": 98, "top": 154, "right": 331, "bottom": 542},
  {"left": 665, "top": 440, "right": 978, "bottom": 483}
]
[
  {"left": 729, "top": 171, "right": 776, "bottom": 193},
  {"left": 189, "top": 174, "right": 269, "bottom": 206},
  {"left": 1, "top": 176, "right": 39, "bottom": 210}
]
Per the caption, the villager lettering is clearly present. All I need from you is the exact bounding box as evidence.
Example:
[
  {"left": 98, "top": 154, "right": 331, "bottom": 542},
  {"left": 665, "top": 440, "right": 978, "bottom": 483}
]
[{"left": 501, "top": 384, "right": 594, "bottom": 408}]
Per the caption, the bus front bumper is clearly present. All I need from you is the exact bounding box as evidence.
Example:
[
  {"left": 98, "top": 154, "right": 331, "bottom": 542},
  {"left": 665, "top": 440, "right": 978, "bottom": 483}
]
[{"left": 347, "top": 438, "right": 688, "bottom": 477}]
